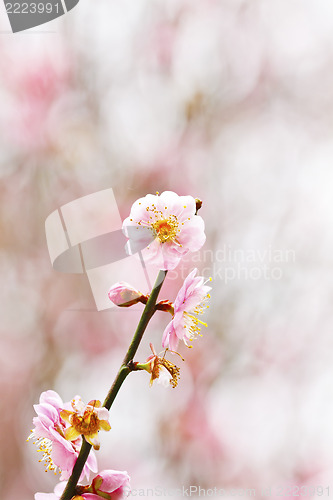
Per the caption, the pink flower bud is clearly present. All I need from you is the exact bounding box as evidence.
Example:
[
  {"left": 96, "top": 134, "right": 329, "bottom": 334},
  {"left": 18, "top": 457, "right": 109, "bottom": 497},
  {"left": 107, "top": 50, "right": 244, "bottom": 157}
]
[
  {"left": 108, "top": 282, "right": 146, "bottom": 307},
  {"left": 92, "top": 469, "right": 130, "bottom": 498}
]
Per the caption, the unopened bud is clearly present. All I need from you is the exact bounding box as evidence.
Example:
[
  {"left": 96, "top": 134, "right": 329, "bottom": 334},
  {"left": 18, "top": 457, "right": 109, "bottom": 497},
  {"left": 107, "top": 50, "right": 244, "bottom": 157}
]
[
  {"left": 195, "top": 198, "right": 202, "bottom": 214},
  {"left": 108, "top": 282, "right": 147, "bottom": 307}
]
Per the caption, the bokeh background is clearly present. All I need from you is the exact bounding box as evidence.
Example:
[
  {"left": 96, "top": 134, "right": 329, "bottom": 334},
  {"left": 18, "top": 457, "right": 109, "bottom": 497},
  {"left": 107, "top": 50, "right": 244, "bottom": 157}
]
[{"left": 1, "top": 0, "right": 333, "bottom": 498}]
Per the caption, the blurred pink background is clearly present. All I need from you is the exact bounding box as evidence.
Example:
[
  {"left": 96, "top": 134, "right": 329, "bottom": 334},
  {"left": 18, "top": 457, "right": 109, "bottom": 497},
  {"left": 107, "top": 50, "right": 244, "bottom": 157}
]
[{"left": 1, "top": 0, "right": 333, "bottom": 498}]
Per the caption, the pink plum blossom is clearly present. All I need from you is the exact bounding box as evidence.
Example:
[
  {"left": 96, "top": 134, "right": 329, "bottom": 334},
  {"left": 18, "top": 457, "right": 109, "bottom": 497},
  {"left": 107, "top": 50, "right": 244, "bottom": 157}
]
[
  {"left": 108, "top": 282, "right": 146, "bottom": 307},
  {"left": 28, "top": 390, "right": 97, "bottom": 481},
  {"left": 122, "top": 191, "right": 206, "bottom": 270},
  {"left": 162, "top": 269, "right": 212, "bottom": 350},
  {"left": 35, "top": 470, "right": 130, "bottom": 500}
]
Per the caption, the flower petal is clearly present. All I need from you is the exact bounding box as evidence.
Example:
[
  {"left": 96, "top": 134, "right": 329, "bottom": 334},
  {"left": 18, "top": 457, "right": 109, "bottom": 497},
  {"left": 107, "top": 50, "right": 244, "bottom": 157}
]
[
  {"left": 123, "top": 223, "right": 154, "bottom": 254},
  {"left": 99, "top": 420, "right": 111, "bottom": 432},
  {"left": 177, "top": 215, "right": 206, "bottom": 251},
  {"left": 156, "top": 191, "right": 195, "bottom": 219},
  {"left": 85, "top": 432, "right": 100, "bottom": 450},
  {"left": 40, "top": 390, "right": 63, "bottom": 410},
  {"left": 86, "top": 449, "right": 98, "bottom": 473},
  {"left": 97, "top": 469, "right": 131, "bottom": 494},
  {"left": 53, "top": 482, "right": 67, "bottom": 496},
  {"left": 64, "top": 426, "right": 81, "bottom": 442},
  {"left": 51, "top": 438, "right": 76, "bottom": 473},
  {"left": 59, "top": 409, "right": 72, "bottom": 423}
]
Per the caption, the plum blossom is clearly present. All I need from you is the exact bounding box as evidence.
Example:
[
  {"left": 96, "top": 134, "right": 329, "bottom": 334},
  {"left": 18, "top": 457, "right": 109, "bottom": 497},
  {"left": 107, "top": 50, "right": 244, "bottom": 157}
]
[
  {"left": 35, "top": 470, "right": 130, "bottom": 500},
  {"left": 108, "top": 282, "right": 146, "bottom": 307},
  {"left": 136, "top": 343, "right": 182, "bottom": 388},
  {"left": 81, "top": 469, "right": 131, "bottom": 499},
  {"left": 122, "top": 191, "right": 206, "bottom": 270},
  {"left": 60, "top": 398, "right": 111, "bottom": 450},
  {"left": 162, "top": 269, "right": 212, "bottom": 350},
  {"left": 28, "top": 390, "right": 97, "bottom": 481}
]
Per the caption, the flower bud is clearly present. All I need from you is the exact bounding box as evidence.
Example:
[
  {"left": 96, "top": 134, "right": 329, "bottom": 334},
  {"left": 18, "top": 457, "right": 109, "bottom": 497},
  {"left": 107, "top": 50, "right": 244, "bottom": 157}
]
[
  {"left": 195, "top": 198, "right": 202, "bottom": 214},
  {"left": 108, "top": 282, "right": 147, "bottom": 307},
  {"left": 88, "top": 470, "right": 130, "bottom": 498}
]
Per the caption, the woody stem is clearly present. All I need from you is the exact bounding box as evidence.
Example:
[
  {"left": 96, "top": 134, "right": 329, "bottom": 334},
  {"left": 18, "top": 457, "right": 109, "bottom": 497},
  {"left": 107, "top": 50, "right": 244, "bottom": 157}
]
[{"left": 59, "top": 270, "right": 167, "bottom": 500}]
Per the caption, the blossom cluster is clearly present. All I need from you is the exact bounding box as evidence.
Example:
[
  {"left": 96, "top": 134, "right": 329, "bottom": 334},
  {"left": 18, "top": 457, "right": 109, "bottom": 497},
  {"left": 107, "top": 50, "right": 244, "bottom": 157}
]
[
  {"left": 31, "top": 191, "right": 211, "bottom": 499},
  {"left": 29, "top": 390, "right": 128, "bottom": 499},
  {"left": 109, "top": 191, "right": 212, "bottom": 385}
]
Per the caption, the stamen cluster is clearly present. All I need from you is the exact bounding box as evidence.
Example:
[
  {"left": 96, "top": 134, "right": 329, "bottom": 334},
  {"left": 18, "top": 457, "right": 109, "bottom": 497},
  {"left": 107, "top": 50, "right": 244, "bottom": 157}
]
[
  {"left": 61, "top": 398, "right": 111, "bottom": 451},
  {"left": 136, "top": 343, "right": 183, "bottom": 389},
  {"left": 162, "top": 269, "right": 212, "bottom": 351}
]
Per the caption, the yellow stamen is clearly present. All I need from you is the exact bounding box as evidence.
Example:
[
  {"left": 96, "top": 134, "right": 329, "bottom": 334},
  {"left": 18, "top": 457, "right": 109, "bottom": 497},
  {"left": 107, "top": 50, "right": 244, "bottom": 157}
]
[
  {"left": 133, "top": 201, "right": 192, "bottom": 245},
  {"left": 28, "top": 435, "right": 60, "bottom": 475}
]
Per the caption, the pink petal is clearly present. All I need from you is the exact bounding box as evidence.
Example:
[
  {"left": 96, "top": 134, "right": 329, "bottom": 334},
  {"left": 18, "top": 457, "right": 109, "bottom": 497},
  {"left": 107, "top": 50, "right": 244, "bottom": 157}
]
[
  {"left": 159, "top": 251, "right": 182, "bottom": 271},
  {"left": 172, "top": 311, "right": 185, "bottom": 332},
  {"left": 177, "top": 215, "right": 206, "bottom": 251},
  {"left": 59, "top": 470, "right": 70, "bottom": 481},
  {"left": 49, "top": 428, "right": 77, "bottom": 471},
  {"left": 162, "top": 319, "right": 180, "bottom": 350},
  {"left": 174, "top": 269, "right": 211, "bottom": 313},
  {"left": 40, "top": 390, "right": 63, "bottom": 410},
  {"left": 139, "top": 238, "right": 165, "bottom": 267},
  {"left": 147, "top": 240, "right": 186, "bottom": 270},
  {"left": 177, "top": 286, "right": 210, "bottom": 313},
  {"left": 123, "top": 222, "right": 154, "bottom": 254},
  {"left": 162, "top": 320, "right": 173, "bottom": 348},
  {"left": 98, "top": 470, "right": 131, "bottom": 493},
  {"left": 96, "top": 407, "right": 110, "bottom": 421},
  {"left": 156, "top": 191, "right": 195, "bottom": 219},
  {"left": 168, "top": 328, "right": 180, "bottom": 351},
  {"left": 54, "top": 482, "right": 66, "bottom": 496},
  {"left": 51, "top": 440, "right": 76, "bottom": 473},
  {"left": 86, "top": 449, "right": 98, "bottom": 473},
  {"left": 71, "top": 396, "right": 85, "bottom": 413},
  {"left": 34, "top": 403, "right": 60, "bottom": 423},
  {"left": 32, "top": 418, "right": 50, "bottom": 440},
  {"left": 32, "top": 417, "right": 55, "bottom": 441},
  {"left": 173, "top": 269, "right": 198, "bottom": 311},
  {"left": 127, "top": 194, "right": 160, "bottom": 221}
]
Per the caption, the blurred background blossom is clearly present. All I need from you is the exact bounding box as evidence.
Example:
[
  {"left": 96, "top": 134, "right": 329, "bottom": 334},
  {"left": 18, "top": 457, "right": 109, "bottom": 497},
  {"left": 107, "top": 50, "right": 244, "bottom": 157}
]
[{"left": 1, "top": 0, "right": 333, "bottom": 498}]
